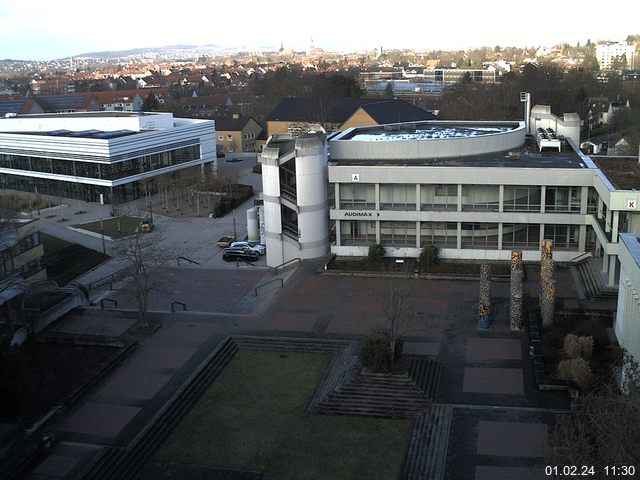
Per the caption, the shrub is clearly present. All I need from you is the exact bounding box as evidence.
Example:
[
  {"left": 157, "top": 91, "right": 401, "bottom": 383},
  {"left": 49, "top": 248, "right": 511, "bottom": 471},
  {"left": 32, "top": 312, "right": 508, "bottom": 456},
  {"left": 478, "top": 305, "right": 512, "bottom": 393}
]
[
  {"left": 362, "top": 334, "right": 403, "bottom": 373},
  {"left": 419, "top": 244, "right": 440, "bottom": 271},
  {"left": 563, "top": 333, "right": 581, "bottom": 359},
  {"left": 577, "top": 336, "right": 594, "bottom": 361},
  {"left": 557, "top": 357, "right": 593, "bottom": 391},
  {"left": 367, "top": 244, "right": 386, "bottom": 270}
]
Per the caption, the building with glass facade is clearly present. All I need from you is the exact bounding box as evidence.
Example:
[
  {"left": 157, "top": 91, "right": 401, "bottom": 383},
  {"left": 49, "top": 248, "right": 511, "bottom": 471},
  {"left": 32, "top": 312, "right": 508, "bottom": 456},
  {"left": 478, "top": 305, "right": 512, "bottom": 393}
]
[{"left": 0, "top": 112, "right": 215, "bottom": 204}]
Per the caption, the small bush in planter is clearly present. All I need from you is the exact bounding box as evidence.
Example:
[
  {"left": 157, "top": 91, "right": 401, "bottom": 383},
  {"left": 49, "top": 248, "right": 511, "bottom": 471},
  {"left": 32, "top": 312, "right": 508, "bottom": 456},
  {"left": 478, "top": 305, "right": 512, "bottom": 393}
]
[
  {"left": 362, "top": 334, "right": 404, "bottom": 373},
  {"left": 419, "top": 244, "right": 440, "bottom": 271},
  {"left": 367, "top": 244, "right": 386, "bottom": 270}
]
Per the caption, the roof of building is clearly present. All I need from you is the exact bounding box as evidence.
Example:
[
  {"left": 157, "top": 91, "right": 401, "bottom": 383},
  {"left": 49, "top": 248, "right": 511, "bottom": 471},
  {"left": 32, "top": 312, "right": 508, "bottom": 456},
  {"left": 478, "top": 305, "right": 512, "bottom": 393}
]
[
  {"left": 0, "top": 98, "right": 27, "bottom": 117},
  {"left": 213, "top": 116, "right": 260, "bottom": 132},
  {"left": 266, "top": 97, "right": 435, "bottom": 124},
  {"left": 592, "top": 157, "right": 640, "bottom": 190},
  {"left": 29, "top": 94, "right": 92, "bottom": 112}
]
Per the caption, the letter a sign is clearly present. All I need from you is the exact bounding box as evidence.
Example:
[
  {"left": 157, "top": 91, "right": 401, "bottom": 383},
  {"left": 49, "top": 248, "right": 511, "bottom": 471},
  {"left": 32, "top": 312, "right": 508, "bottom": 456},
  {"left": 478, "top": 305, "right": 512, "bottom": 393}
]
[
  {"left": 351, "top": 173, "right": 360, "bottom": 182},
  {"left": 628, "top": 199, "right": 638, "bottom": 210}
]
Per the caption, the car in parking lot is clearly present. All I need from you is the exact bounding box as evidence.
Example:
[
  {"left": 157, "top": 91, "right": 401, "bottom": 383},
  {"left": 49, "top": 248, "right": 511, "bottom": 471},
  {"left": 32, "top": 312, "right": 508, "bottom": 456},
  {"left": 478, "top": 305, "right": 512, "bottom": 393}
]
[
  {"left": 229, "top": 241, "right": 266, "bottom": 256},
  {"left": 216, "top": 236, "right": 234, "bottom": 248},
  {"left": 222, "top": 246, "right": 259, "bottom": 262}
]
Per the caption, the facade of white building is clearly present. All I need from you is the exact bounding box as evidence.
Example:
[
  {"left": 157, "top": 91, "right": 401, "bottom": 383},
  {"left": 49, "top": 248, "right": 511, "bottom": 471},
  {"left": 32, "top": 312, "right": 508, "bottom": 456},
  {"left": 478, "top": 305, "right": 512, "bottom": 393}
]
[
  {"left": 615, "top": 233, "right": 640, "bottom": 373},
  {"left": 596, "top": 41, "right": 636, "bottom": 70},
  {"left": 260, "top": 112, "right": 640, "bottom": 285},
  {"left": 0, "top": 112, "right": 216, "bottom": 204}
]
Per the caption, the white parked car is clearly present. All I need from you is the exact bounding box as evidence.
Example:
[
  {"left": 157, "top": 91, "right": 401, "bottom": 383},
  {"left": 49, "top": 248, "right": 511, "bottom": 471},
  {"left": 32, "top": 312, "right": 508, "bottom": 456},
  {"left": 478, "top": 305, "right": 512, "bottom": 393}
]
[{"left": 229, "top": 241, "right": 266, "bottom": 256}]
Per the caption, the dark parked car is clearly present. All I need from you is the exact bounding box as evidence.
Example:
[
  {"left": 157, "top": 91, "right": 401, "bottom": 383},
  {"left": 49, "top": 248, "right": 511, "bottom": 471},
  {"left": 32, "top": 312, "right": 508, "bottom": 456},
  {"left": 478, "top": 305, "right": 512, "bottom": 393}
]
[{"left": 222, "top": 247, "right": 259, "bottom": 262}]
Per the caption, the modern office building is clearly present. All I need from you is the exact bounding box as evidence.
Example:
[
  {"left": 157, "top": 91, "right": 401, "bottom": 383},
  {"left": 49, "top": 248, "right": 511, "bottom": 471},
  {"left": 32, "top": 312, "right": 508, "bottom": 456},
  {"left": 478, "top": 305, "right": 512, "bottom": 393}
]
[
  {"left": 0, "top": 112, "right": 215, "bottom": 204},
  {"left": 260, "top": 107, "right": 640, "bottom": 284}
]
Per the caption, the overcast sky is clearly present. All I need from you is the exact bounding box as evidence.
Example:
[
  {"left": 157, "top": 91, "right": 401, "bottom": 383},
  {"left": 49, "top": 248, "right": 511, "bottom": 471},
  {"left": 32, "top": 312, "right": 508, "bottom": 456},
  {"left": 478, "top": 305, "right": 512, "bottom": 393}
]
[{"left": 1, "top": 0, "right": 637, "bottom": 60}]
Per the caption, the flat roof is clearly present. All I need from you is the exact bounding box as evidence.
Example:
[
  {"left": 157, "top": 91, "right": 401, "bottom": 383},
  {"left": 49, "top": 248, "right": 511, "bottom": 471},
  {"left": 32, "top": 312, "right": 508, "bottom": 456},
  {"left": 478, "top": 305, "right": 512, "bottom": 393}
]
[
  {"left": 329, "top": 138, "right": 587, "bottom": 169},
  {"left": 592, "top": 157, "right": 640, "bottom": 190},
  {"left": 342, "top": 123, "right": 516, "bottom": 141}
]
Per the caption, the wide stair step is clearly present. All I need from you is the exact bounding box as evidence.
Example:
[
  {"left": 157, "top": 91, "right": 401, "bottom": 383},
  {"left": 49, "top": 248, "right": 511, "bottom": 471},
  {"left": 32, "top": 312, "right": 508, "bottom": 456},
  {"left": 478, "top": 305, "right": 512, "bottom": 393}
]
[
  {"left": 401, "top": 404, "right": 453, "bottom": 480},
  {"left": 576, "top": 257, "right": 617, "bottom": 301}
]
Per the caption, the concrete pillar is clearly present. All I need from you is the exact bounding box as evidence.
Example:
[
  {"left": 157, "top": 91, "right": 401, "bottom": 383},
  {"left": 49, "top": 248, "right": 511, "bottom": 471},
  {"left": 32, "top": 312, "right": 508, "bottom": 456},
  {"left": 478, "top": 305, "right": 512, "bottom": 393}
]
[
  {"left": 457, "top": 184, "right": 462, "bottom": 212},
  {"left": 416, "top": 221, "right": 420, "bottom": 249},
  {"left": 597, "top": 197, "right": 604, "bottom": 220},
  {"left": 540, "top": 186, "right": 546, "bottom": 213},
  {"left": 540, "top": 279, "right": 557, "bottom": 328},
  {"left": 498, "top": 223, "right": 503, "bottom": 250},
  {"left": 478, "top": 263, "right": 491, "bottom": 330},
  {"left": 375, "top": 183, "right": 380, "bottom": 210},
  {"left": 376, "top": 220, "right": 380, "bottom": 244},
  {"left": 334, "top": 183, "right": 340, "bottom": 209},
  {"left": 498, "top": 185, "right": 504, "bottom": 213},
  {"left": 580, "top": 186, "right": 588, "bottom": 215},
  {"left": 603, "top": 253, "right": 609, "bottom": 273},
  {"left": 612, "top": 210, "right": 620, "bottom": 241},
  {"left": 457, "top": 221, "right": 462, "bottom": 250},
  {"left": 595, "top": 237, "right": 601, "bottom": 256},
  {"left": 609, "top": 255, "right": 617, "bottom": 287},
  {"left": 539, "top": 224, "right": 545, "bottom": 250},
  {"left": 578, "top": 224, "right": 587, "bottom": 252},
  {"left": 416, "top": 184, "right": 421, "bottom": 211},
  {"left": 605, "top": 207, "right": 612, "bottom": 233},
  {"left": 335, "top": 220, "right": 341, "bottom": 247}
]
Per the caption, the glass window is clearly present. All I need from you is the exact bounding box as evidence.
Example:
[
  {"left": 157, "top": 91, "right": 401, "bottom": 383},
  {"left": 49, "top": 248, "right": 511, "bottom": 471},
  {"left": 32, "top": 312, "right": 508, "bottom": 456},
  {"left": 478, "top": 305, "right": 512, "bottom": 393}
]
[
  {"left": 502, "top": 223, "right": 540, "bottom": 250},
  {"left": 420, "top": 222, "right": 457, "bottom": 248},
  {"left": 380, "top": 221, "right": 416, "bottom": 246},
  {"left": 461, "top": 223, "right": 499, "bottom": 249},
  {"left": 545, "top": 187, "right": 581, "bottom": 212},
  {"left": 461, "top": 185, "right": 499, "bottom": 211},
  {"left": 380, "top": 184, "right": 416, "bottom": 210},
  {"left": 339, "top": 183, "right": 375, "bottom": 209},
  {"left": 503, "top": 186, "right": 541, "bottom": 212},
  {"left": 340, "top": 221, "right": 376, "bottom": 245},
  {"left": 421, "top": 184, "right": 457, "bottom": 210}
]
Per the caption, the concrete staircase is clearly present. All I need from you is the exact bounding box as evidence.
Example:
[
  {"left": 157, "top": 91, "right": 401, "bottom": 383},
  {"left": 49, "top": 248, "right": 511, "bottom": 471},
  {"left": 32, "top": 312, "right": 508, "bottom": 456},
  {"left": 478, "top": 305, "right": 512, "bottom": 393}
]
[
  {"left": 400, "top": 404, "right": 453, "bottom": 480},
  {"left": 310, "top": 357, "right": 441, "bottom": 418},
  {"left": 574, "top": 257, "right": 618, "bottom": 301}
]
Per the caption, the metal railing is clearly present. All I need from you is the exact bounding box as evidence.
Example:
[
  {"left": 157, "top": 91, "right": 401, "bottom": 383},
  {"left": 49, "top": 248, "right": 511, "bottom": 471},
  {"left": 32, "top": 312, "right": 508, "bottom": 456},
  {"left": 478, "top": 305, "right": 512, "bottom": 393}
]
[
  {"left": 568, "top": 251, "right": 593, "bottom": 264},
  {"left": 273, "top": 257, "right": 301, "bottom": 275},
  {"left": 255, "top": 278, "right": 283, "bottom": 296},
  {"left": 176, "top": 256, "right": 200, "bottom": 266},
  {"left": 88, "top": 267, "right": 130, "bottom": 293}
]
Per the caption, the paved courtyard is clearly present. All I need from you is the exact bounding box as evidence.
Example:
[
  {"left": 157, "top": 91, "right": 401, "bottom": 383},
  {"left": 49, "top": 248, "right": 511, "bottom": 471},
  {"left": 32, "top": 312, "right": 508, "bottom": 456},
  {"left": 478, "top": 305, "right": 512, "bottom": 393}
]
[{"left": 23, "top": 256, "right": 575, "bottom": 479}]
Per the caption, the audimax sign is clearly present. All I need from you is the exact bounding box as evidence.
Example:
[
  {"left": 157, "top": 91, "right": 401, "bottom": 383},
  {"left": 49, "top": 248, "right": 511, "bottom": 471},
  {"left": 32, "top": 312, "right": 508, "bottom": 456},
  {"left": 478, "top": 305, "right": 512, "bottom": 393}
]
[{"left": 342, "top": 211, "right": 381, "bottom": 218}]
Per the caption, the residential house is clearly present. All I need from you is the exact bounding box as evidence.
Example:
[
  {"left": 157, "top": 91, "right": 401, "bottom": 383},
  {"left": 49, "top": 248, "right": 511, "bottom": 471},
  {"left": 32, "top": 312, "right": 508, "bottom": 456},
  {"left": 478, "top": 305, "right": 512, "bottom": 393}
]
[
  {"left": 214, "top": 114, "right": 263, "bottom": 155},
  {"left": 265, "top": 97, "right": 436, "bottom": 137}
]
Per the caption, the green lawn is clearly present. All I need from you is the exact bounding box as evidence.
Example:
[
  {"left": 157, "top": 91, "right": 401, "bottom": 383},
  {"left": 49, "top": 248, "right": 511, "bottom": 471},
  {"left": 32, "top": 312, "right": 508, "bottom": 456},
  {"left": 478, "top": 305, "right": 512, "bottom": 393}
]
[
  {"left": 157, "top": 350, "right": 411, "bottom": 480},
  {"left": 41, "top": 233, "right": 110, "bottom": 285},
  {"left": 74, "top": 216, "right": 143, "bottom": 238}
]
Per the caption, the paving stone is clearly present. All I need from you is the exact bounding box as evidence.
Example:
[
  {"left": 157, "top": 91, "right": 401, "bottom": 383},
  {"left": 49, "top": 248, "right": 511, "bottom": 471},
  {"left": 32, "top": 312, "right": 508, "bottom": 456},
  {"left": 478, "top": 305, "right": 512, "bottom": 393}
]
[
  {"left": 93, "top": 371, "right": 172, "bottom": 400},
  {"left": 476, "top": 420, "right": 548, "bottom": 457},
  {"left": 59, "top": 402, "right": 141, "bottom": 438},
  {"left": 476, "top": 465, "right": 544, "bottom": 480},
  {"left": 403, "top": 341, "right": 441, "bottom": 356},
  {"left": 151, "top": 321, "right": 221, "bottom": 344},
  {"left": 129, "top": 344, "right": 195, "bottom": 371},
  {"left": 463, "top": 367, "right": 524, "bottom": 395},
  {"left": 32, "top": 452, "right": 85, "bottom": 476},
  {"left": 466, "top": 338, "right": 522, "bottom": 362},
  {"left": 263, "top": 312, "right": 319, "bottom": 332}
]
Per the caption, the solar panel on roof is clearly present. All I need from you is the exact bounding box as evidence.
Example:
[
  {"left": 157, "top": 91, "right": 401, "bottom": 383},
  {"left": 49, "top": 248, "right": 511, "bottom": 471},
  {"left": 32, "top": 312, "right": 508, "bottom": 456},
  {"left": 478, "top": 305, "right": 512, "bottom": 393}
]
[
  {"left": 49, "top": 129, "right": 71, "bottom": 136},
  {"left": 93, "top": 129, "right": 134, "bottom": 139},
  {"left": 69, "top": 130, "right": 100, "bottom": 137}
]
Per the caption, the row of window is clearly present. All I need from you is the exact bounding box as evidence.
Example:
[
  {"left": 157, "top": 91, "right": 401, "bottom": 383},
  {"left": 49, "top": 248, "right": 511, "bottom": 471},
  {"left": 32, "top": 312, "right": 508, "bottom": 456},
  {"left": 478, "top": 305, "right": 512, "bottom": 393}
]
[
  {"left": 338, "top": 184, "right": 594, "bottom": 213},
  {"left": 0, "top": 145, "right": 200, "bottom": 181},
  {"left": 339, "top": 221, "right": 580, "bottom": 250}
]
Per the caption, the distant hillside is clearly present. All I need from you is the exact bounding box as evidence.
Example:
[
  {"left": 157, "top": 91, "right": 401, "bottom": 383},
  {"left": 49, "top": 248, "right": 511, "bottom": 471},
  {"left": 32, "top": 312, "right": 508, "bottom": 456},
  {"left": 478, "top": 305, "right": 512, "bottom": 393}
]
[{"left": 75, "top": 44, "right": 221, "bottom": 59}]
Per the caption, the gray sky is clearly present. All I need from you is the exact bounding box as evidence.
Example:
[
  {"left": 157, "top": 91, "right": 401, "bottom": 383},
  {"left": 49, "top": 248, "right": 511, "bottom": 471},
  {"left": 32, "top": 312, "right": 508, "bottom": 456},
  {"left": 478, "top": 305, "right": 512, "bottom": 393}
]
[{"left": 1, "top": 0, "right": 638, "bottom": 60}]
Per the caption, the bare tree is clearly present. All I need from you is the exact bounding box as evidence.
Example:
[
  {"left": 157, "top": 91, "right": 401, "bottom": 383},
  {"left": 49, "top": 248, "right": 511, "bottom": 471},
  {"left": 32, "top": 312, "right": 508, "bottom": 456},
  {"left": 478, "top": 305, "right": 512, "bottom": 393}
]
[
  {"left": 376, "top": 284, "right": 415, "bottom": 366},
  {"left": 113, "top": 224, "right": 171, "bottom": 327}
]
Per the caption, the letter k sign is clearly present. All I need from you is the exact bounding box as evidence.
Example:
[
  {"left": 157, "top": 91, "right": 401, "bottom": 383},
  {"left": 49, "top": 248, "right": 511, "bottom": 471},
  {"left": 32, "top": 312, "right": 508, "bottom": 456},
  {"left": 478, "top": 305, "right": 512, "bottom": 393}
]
[{"left": 628, "top": 200, "right": 637, "bottom": 210}]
